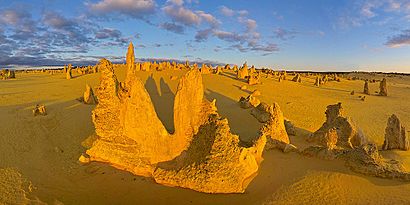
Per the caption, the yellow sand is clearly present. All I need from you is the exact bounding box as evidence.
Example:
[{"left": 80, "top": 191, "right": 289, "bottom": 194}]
[{"left": 1, "top": 69, "right": 410, "bottom": 204}]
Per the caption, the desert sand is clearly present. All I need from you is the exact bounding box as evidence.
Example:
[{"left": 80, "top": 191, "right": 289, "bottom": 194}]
[{"left": 1, "top": 56, "right": 410, "bottom": 204}]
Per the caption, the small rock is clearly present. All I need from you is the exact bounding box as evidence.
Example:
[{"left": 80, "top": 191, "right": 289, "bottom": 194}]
[
  {"left": 54, "top": 146, "right": 64, "bottom": 153},
  {"left": 33, "top": 104, "right": 47, "bottom": 116},
  {"left": 79, "top": 154, "right": 91, "bottom": 164},
  {"left": 83, "top": 84, "right": 97, "bottom": 104},
  {"left": 283, "top": 144, "right": 298, "bottom": 153},
  {"left": 239, "top": 95, "right": 260, "bottom": 109},
  {"left": 284, "top": 120, "right": 297, "bottom": 136},
  {"left": 251, "top": 89, "right": 261, "bottom": 96}
]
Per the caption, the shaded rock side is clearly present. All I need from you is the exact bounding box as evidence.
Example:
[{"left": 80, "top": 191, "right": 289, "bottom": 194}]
[
  {"left": 239, "top": 95, "right": 260, "bottom": 109},
  {"left": 344, "top": 144, "right": 410, "bottom": 181},
  {"left": 284, "top": 120, "right": 297, "bottom": 136},
  {"left": 251, "top": 102, "right": 272, "bottom": 123}
]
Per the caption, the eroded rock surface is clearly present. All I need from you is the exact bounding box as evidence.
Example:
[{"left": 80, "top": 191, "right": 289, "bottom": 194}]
[
  {"left": 310, "top": 103, "right": 363, "bottom": 148},
  {"left": 382, "top": 114, "right": 409, "bottom": 151},
  {"left": 126, "top": 42, "right": 136, "bottom": 73},
  {"left": 364, "top": 80, "right": 370, "bottom": 95},
  {"left": 260, "top": 103, "right": 290, "bottom": 145},
  {"left": 33, "top": 104, "right": 47, "bottom": 116},
  {"left": 84, "top": 58, "right": 268, "bottom": 193},
  {"left": 66, "top": 64, "right": 72, "bottom": 80},
  {"left": 83, "top": 84, "right": 97, "bottom": 105},
  {"left": 251, "top": 102, "right": 272, "bottom": 123},
  {"left": 237, "top": 62, "right": 249, "bottom": 79},
  {"left": 344, "top": 144, "right": 410, "bottom": 180},
  {"left": 239, "top": 95, "right": 260, "bottom": 109},
  {"left": 379, "top": 78, "right": 388, "bottom": 96},
  {"left": 153, "top": 114, "right": 266, "bottom": 193}
]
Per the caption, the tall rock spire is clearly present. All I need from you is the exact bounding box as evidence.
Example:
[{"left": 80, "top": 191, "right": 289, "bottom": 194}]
[{"left": 126, "top": 42, "right": 135, "bottom": 71}]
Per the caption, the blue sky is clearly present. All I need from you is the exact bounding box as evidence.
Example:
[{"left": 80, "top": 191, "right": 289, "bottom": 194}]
[{"left": 0, "top": 0, "right": 410, "bottom": 72}]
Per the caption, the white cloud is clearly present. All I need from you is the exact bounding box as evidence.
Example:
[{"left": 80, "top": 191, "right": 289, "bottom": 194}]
[
  {"left": 238, "top": 10, "right": 249, "bottom": 16},
  {"left": 88, "top": 0, "right": 156, "bottom": 18},
  {"left": 163, "top": 4, "right": 201, "bottom": 26},
  {"left": 196, "top": 11, "right": 221, "bottom": 27},
  {"left": 238, "top": 17, "right": 257, "bottom": 31},
  {"left": 162, "top": 1, "right": 220, "bottom": 27},
  {"left": 219, "top": 6, "right": 234, "bottom": 17},
  {"left": 167, "top": 0, "right": 184, "bottom": 6}
]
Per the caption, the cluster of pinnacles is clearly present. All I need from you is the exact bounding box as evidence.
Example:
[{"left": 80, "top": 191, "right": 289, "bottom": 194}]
[
  {"left": 80, "top": 42, "right": 410, "bottom": 194},
  {"left": 0, "top": 69, "right": 15, "bottom": 80},
  {"left": 81, "top": 43, "right": 294, "bottom": 193}
]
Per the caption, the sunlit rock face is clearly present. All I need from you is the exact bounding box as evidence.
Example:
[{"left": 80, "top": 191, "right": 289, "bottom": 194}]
[
  {"left": 237, "top": 62, "right": 249, "bottom": 79},
  {"left": 83, "top": 84, "right": 97, "bottom": 105},
  {"left": 126, "top": 42, "right": 135, "bottom": 72},
  {"left": 261, "top": 103, "right": 290, "bottom": 144},
  {"left": 382, "top": 114, "right": 409, "bottom": 151},
  {"left": 310, "top": 103, "right": 364, "bottom": 148},
  {"left": 84, "top": 58, "right": 269, "bottom": 193},
  {"left": 66, "top": 64, "right": 72, "bottom": 80}
]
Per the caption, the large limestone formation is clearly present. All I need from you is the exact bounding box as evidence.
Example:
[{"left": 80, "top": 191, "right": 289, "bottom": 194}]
[
  {"left": 84, "top": 59, "right": 267, "bottom": 193},
  {"left": 292, "top": 74, "right": 301, "bottom": 83},
  {"left": 382, "top": 114, "right": 409, "bottom": 151},
  {"left": 239, "top": 94, "right": 260, "bottom": 109},
  {"left": 237, "top": 62, "right": 249, "bottom": 79},
  {"left": 0, "top": 69, "right": 16, "bottom": 80},
  {"left": 314, "top": 76, "right": 320, "bottom": 87},
  {"left": 247, "top": 72, "right": 261, "bottom": 85},
  {"left": 379, "top": 78, "right": 387, "bottom": 96},
  {"left": 363, "top": 80, "right": 370, "bottom": 95},
  {"left": 260, "top": 103, "right": 290, "bottom": 146},
  {"left": 66, "top": 64, "right": 72, "bottom": 80},
  {"left": 7, "top": 70, "right": 15, "bottom": 79},
  {"left": 310, "top": 103, "right": 363, "bottom": 148},
  {"left": 126, "top": 42, "right": 135, "bottom": 71},
  {"left": 83, "top": 84, "right": 97, "bottom": 105},
  {"left": 153, "top": 115, "right": 266, "bottom": 193},
  {"left": 251, "top": 102, "right": 272, "bottom": 123}
]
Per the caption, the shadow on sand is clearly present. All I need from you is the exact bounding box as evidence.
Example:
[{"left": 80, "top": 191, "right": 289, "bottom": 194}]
[{"left": 144, "top": 74, "right": 175, "bottom": 133}]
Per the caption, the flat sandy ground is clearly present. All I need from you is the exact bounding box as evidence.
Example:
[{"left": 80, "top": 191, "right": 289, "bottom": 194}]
[{"left": 1, "top": 68, "right": 410, "bottom": 204}]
